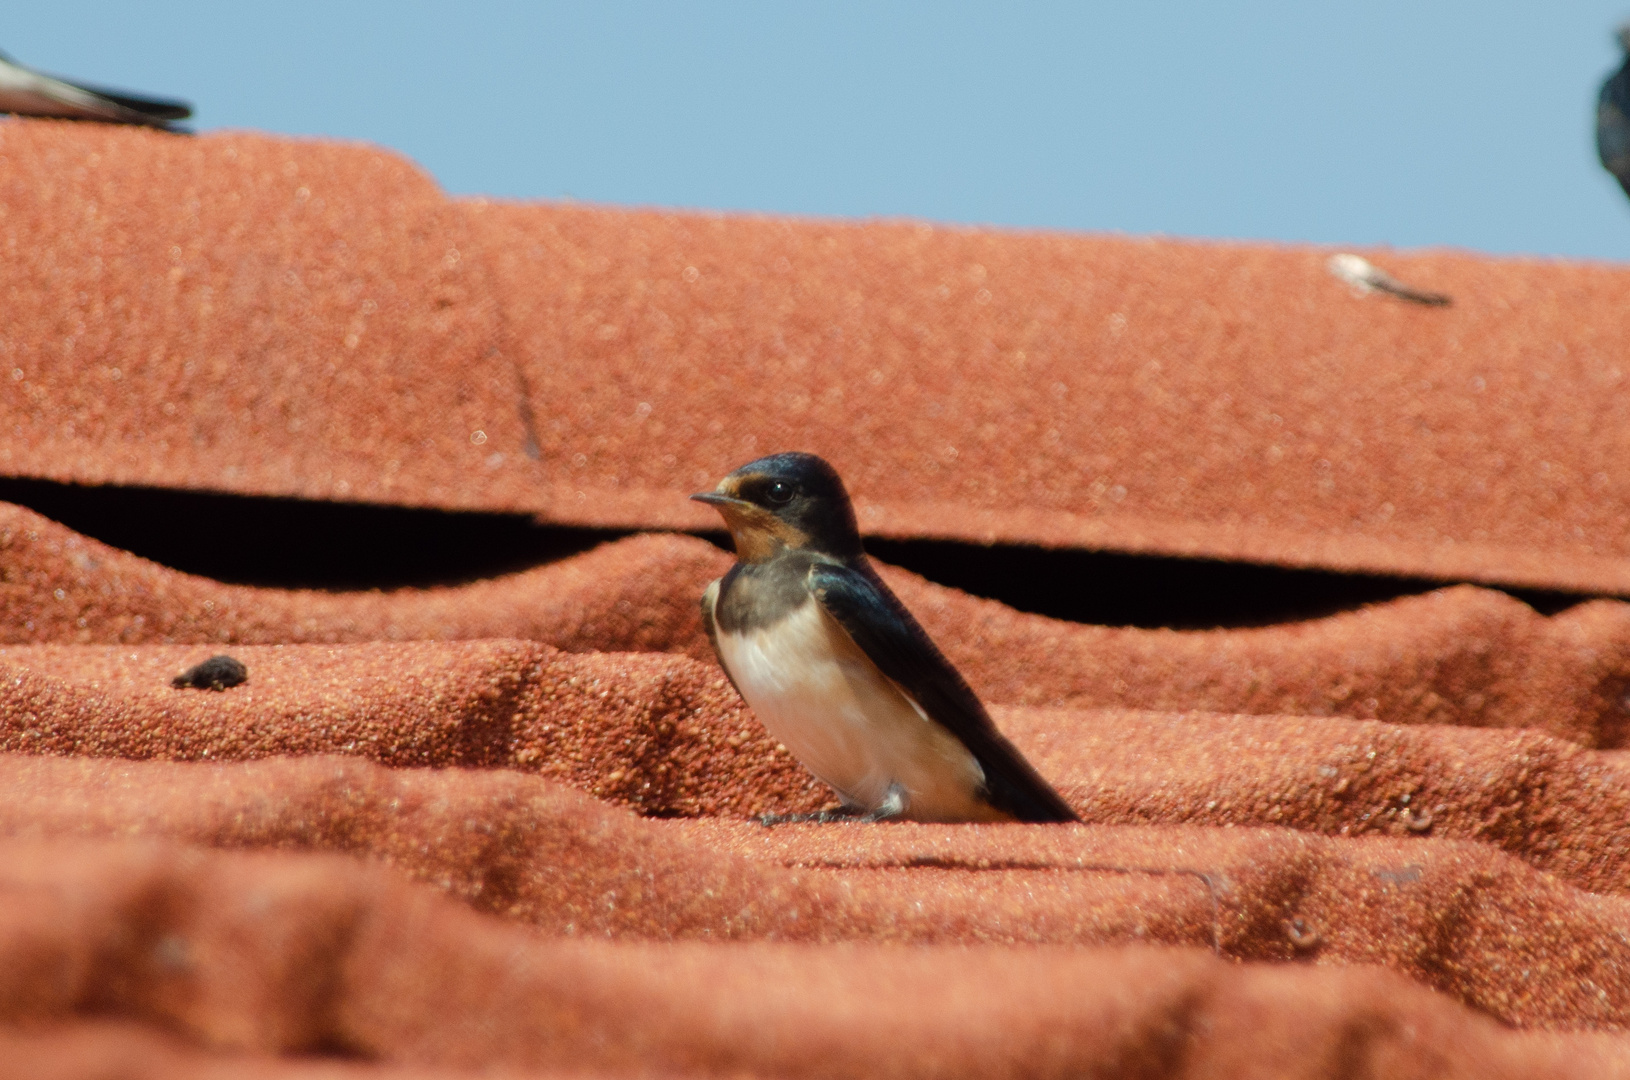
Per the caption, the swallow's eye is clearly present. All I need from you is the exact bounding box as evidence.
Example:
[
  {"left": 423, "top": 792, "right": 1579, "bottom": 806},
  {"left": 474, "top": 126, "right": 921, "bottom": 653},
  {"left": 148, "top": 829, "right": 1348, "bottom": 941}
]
[{"left": 765, "top": 480, "right": 795, "bottom": 505}]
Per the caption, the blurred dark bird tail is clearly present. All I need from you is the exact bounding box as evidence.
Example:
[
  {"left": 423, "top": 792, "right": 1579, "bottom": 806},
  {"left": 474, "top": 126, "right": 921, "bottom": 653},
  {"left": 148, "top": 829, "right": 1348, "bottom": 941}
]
[
  {"left": 0, "top": 48, "right": 192, "bottom": 130},
  {"left": 1327, "top": 254, "right": 1451, "bottom": 308},
  {"left": 1597, "top": 28, "right": 1630, "bottom": 200}
]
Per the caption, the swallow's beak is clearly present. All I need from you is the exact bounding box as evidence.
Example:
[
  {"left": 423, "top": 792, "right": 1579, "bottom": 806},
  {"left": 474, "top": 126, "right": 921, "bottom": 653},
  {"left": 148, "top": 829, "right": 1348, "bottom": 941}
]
[{"left": 690, "top": 492, "right": 751, "bottom": 510}]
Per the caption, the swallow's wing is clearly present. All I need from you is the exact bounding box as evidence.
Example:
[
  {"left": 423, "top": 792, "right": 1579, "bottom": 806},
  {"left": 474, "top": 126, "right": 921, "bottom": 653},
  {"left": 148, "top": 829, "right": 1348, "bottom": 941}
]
[
  {"left": 809, "top": 561, "right": 1078, "bottom": 822},
  {"left": 0, "top": 51, "right": 191, "bottom": 127}
]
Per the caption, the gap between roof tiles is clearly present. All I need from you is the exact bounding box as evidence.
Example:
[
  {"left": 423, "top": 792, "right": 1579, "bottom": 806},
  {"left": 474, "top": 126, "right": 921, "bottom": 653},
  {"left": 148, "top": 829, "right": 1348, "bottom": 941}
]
[
  {"left": 663, "top": 529, "right": 1585, "bottom": 630},
  {"left": 0, "top": 477, "right": 609, "bottom": 591},
  {"left": 0, "top": 474, "right": 1589, "bottom": 627},
  {"left": 863, "top": 536, "right": 1583, "bottom": 628}
]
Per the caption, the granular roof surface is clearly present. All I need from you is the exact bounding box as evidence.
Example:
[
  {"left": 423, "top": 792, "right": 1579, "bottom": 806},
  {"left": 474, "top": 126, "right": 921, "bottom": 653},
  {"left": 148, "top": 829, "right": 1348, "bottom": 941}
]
[{"left": 3, "top": 118, "right": 1630, "bottom": 1076}]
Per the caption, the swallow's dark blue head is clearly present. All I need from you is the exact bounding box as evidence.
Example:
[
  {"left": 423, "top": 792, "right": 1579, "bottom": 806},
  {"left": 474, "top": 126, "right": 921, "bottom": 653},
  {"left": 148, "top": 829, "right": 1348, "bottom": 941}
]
[{"left": 691, "top": 451, "right": 863, "bottom": 562}]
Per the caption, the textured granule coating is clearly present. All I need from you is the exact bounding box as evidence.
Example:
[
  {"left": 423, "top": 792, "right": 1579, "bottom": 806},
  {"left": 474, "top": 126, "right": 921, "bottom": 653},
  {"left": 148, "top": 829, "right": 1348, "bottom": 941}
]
[
  {"left": 14, "top": 639, "right": 1630, "bottom": 880},
  {"left": 0, "top": 754, "right": 1209, "bottom": 949},
  {"left": 877, "top": 564, "right": 1630, "bottom": 747},
  {"left": 3, "top": 835, "right": 1630, "bottom": 1077},
  {"left": 0, "top": 1023, "right": 553, "bottom": 1080},
  {"left": 1000, "top": 706, "right": 1630, "bottom": 896},
  {"left": 14, "top": 500, "right": 1630, "bottom": 747},
  {"left": 671, "top": 819, "right": 1630, "bottom": 1029},
  {"left": 0, "top": 753, "right": 842, "bottom": 942},
  {"left": 0, "top": 503, "right": 725, "bottom": 655},
  {"left": 4, "top": 115, "right": 1630, "bottom": 595},
  {"left": 5, "top": 745, "right": 1630, "bottom": 1025},
  {"left": 0, "top": 121, "right": 537, "bottom": 509},
  {"left": 0, "top": 637, "right": 826, "bottom": 816},
  {"left": 502, "top": 648, "right": 829, "bottom": 818},
  {"left": 464, "top": 198, "right": 1630, "bottom": 594},
  {"left": 0, "top": 641, "right": 822, "bottom": 809},
  {"left": 0, "top": 639, "right": 558, "bottom": 767},
  {"left": 9, "top": 117, "right": 1630, "bottom": 1065}
]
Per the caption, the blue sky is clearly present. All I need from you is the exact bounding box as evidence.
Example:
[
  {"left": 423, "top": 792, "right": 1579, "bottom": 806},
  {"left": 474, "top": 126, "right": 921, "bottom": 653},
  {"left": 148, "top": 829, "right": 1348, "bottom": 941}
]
[{"left": 10, "top": 2, "right": 1630, "bottom": 260}]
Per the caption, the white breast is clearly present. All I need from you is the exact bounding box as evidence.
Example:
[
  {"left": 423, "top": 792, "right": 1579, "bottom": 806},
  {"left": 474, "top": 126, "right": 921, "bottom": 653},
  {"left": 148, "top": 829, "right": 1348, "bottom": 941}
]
[{"left": 715, "top": 596, "right": 997, "bottom": 822}]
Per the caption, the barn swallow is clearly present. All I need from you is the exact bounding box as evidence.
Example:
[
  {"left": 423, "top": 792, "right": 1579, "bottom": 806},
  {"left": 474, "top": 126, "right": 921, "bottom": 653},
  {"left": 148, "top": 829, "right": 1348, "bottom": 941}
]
[
  {"left": 0, "top": 48, "right": 192, "bottom": 130},
  {"left": 693, "top": 452, "right": 1079, "bottom": 824}
]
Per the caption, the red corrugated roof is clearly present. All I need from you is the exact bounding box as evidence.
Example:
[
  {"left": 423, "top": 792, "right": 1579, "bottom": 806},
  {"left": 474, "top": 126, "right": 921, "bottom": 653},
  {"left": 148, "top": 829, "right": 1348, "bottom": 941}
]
[{"left": 1, "top": 118, "right": 1629, "bottom": 1073}]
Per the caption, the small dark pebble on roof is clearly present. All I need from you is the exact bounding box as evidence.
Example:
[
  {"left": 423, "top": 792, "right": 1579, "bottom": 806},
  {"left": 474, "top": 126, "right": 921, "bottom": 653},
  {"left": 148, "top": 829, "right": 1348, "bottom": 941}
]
[{"left": 171, "top": 655, "right": 249, "bottom": 691}]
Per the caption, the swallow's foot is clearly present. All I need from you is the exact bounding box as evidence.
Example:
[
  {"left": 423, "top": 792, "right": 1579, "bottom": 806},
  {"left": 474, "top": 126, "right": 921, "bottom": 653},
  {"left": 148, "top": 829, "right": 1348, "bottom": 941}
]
[
  {"left": 856, "top": 782, "right": 908, "bottom": 822},
  {"left": 756, "top": 807, "right": 866, "bottom": 827},
  {"left": 758, "top": 783, "right": 909, "bottom": 826}
]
